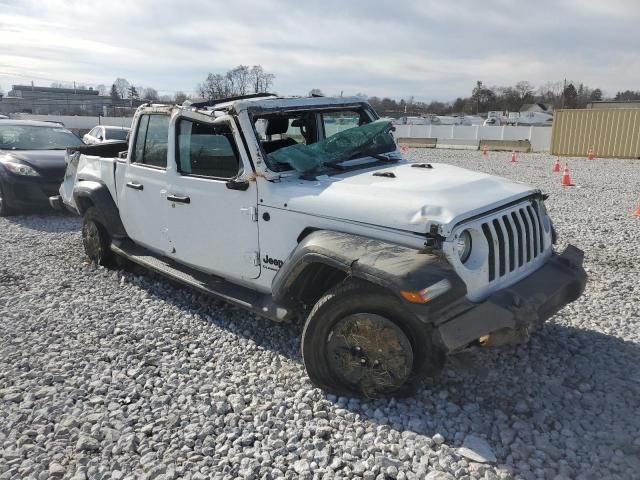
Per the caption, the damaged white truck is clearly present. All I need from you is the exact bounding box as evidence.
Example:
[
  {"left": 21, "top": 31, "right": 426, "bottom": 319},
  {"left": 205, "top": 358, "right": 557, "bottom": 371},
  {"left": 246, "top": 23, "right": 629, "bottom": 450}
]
[{"left": 52, "top": 94, "right": 587, "bottom": 397}]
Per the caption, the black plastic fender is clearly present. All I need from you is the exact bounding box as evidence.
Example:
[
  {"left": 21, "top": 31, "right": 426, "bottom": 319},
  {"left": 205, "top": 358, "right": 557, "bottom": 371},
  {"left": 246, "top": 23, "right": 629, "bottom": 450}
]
[
  {"left": 73, "top": 181, "right": 127, "bottom": 239},
  {"left": 271, "top": 230, "right": 467, "bottom": 321}
]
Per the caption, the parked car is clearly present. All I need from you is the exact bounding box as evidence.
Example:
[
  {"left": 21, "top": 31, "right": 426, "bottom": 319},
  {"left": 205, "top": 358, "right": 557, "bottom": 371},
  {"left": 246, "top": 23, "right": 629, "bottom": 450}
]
[
  {"left": 53, "top": 95, "right": 587, "bottom": 397},
  {"left": 0, "top": 120, "right": 84, "bottom": 215},
  {"left": 83, "top": 126, "right": 130, "bottom": 145}
]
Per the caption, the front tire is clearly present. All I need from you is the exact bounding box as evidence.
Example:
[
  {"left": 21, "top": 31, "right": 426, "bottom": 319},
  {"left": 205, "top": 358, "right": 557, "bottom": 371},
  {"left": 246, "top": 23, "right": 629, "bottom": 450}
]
[
  {"left": 301, "top": 279, "right": 443, "bottom": 398},
  {"left": 82, "top": 207, "right": 113, "bottom": 266}
]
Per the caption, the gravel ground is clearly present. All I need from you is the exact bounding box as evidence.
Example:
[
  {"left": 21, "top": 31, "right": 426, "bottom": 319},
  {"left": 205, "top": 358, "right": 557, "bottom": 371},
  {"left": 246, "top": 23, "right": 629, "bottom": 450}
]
[{"left": 1, "top": 150, "right": 639, "bottom": 480}]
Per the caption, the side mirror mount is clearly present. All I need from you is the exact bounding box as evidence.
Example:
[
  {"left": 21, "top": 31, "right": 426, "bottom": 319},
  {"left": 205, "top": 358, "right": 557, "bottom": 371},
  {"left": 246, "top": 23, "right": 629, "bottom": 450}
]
[{"left": 225, "top": 179, "right": 250, "bottom": 191}]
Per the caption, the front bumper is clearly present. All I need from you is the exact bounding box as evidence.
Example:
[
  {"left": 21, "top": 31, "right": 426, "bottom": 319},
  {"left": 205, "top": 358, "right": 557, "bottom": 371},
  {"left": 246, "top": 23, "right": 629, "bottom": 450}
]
[
  {"left": 0, "top": 173, "right": 62, "bottom": 209},
  {"left": 433, "top": 245, "right": 587, "bottom": 352}
]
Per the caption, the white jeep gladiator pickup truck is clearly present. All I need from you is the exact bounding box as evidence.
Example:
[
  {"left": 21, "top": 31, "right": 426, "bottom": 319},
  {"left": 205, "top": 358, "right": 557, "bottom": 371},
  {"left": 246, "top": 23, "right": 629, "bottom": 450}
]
[{"left": 52, "top": 94, "right": 587, "bottom": 397}]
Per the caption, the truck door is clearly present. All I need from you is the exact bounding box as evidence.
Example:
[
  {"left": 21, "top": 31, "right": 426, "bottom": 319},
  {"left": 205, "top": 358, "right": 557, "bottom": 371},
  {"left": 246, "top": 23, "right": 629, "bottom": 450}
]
[
  {"left": 165, "top": 114, "right": 260, "bottom": 281},
  {"left": 116, "top": 113, "right": 171, "bottom": 254}
]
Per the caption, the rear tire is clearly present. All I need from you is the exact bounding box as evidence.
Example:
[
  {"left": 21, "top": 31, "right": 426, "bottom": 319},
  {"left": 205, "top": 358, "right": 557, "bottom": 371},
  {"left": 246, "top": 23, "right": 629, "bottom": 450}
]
[
  {"left": 82, "top": 207, "right": 113, "bottom": 266},
  {"left": 301, "top": 278, "right": 443, "bottom": 398}
]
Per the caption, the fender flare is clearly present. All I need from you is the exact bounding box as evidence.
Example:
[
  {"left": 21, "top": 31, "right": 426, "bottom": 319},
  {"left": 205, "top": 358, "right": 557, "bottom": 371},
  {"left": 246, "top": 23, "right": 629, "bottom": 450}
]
[
  {"left": 73, "top": 181, "right": 127, "bottom": 239},
  {"left": 271, "top": 230, "right": 466, "bottom": 314}
]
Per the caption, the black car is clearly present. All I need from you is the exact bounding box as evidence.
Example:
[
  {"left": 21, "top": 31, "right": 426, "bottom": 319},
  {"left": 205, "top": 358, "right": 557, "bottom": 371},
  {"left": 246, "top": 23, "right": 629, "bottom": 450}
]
[{"left": 0, "top": 120, "right": 84, "bottom": 216}]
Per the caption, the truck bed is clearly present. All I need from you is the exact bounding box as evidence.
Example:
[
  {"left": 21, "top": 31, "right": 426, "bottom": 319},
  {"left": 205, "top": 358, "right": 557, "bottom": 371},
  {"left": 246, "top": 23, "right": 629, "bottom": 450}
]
[{"left": 59, "top": 141, "right": 128, "bottom": 213}]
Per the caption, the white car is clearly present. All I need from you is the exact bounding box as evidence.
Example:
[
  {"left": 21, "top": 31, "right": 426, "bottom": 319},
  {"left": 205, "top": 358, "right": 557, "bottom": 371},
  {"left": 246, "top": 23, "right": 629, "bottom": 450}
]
[
  {"left": 53, "top": 95, "right": 587, "bottom": 397},
  {"left": 83, "top": 126, "right": 130, "bottom": 145}
]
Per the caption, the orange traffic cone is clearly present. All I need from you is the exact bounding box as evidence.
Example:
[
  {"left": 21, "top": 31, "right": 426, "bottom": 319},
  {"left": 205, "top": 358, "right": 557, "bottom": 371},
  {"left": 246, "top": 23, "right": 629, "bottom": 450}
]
[
  {"left": 511, "top": 151, "right": 517, "bottom": 163},
  {"left": 482, "top": 146, "right": 488, "bottom": 156},
  {"left": 552, "top": 158, "right": 561, "bottom": 172},
  {"left": 561, "top": 163, "right": 572, "bottom": 186},
  {"left": 587, "top": 147, "right": 594, "bottom": 160},
  {"left": 633, "top": 203, "right": 640, "bottom": 217}
]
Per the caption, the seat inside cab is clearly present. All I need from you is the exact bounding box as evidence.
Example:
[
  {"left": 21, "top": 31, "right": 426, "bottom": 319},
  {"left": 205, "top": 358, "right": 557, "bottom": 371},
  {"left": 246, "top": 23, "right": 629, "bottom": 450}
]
[{"left": 261, "top": 118, "right": 298, "bottom": 154}]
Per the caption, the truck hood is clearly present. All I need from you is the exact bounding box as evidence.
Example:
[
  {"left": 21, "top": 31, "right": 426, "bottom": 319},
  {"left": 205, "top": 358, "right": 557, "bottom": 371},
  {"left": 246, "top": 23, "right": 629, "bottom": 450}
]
[{"left": 267, "top": 161, "right": 539, "bottom": 237}]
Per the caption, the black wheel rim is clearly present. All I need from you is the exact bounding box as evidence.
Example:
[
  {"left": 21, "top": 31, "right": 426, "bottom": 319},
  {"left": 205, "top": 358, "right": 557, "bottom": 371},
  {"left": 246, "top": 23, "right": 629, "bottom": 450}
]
[
  {"left": 326, "top": 313, "right": 413, "bottom": 397},
  {"left": 83, "top": 220, "right": 103, "bottom": 262}
]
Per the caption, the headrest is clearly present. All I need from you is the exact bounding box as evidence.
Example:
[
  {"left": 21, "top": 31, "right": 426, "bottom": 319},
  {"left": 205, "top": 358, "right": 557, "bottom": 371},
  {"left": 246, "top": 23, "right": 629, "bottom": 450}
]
[{"left": 266, "top": 117, "right": 289, "bottom": 135}]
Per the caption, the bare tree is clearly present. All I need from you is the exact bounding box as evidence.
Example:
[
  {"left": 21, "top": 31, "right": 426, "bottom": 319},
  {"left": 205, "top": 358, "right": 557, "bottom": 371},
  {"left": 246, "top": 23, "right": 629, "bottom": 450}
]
[
  {"left": 197, "top": 65, "right": 276, "bottom": 101},
  {"left": 248, "top": 65, "right": 274, "bottom": 93},
  {"left": 228, "top": 65, "right": 250, "bottom": 95},
  {"left": 198, "top": 73, "right": 227, "bottom": 100},
  {"left": 114, "top": 78, "right": 130, "bottom": 99},
  {"left": 515, "top": 81, "right": 534, "bottom": 102},
  {"left": 174, "top": 91, "right": 188, "bottom": 104},
  {"left": 142, "top": 87, "right": 159, "bottom": 102}
]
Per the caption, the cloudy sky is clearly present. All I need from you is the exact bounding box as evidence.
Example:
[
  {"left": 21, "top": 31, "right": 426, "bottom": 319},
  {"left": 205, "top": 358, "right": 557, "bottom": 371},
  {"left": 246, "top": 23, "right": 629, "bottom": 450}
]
[{"left": 1, "top": 0, "right": 639, "bottom": 101}]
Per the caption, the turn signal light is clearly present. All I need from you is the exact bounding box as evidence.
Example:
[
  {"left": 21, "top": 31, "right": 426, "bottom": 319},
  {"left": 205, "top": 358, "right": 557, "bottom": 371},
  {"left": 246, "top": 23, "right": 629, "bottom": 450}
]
[
  {"left": 400, "top": 279, "right": 452, "bottom": 304},
  {"left": 400, "top": 289, "right": 430, "bottom": 304}
]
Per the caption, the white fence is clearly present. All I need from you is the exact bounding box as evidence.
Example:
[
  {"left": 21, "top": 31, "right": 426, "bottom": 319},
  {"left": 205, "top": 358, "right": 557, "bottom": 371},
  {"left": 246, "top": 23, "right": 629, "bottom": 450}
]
[
  {"left": 393, "top": 125, "right": 552, "bottom": 152},
  {"left": 12, "top": 114, "right": 133, "bottom": 130}
]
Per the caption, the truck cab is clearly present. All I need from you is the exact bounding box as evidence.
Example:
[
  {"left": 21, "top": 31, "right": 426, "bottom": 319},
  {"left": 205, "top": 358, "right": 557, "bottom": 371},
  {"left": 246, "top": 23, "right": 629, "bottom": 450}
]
[{"left": 54, "top": 94, "right": 587, "bottom": 397}]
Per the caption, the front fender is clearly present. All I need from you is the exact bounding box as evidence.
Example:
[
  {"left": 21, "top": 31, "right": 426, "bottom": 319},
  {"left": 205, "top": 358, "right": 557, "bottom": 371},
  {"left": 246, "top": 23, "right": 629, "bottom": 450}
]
[{"left": 272, "top": 230, "right": 467, "bottom": 318}]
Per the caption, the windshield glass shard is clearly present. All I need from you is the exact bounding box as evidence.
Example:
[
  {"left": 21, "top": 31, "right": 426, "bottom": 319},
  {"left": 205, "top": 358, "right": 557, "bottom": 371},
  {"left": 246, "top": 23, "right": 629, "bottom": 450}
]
[{"left": 267, "top": 119, "right": 396, "bottom": 173}]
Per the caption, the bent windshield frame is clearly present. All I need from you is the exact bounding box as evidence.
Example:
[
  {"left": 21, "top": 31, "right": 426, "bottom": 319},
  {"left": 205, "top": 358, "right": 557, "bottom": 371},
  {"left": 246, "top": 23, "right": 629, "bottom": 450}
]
[{"left": 251, "top": 104, "right": 381, "bottom": 173}]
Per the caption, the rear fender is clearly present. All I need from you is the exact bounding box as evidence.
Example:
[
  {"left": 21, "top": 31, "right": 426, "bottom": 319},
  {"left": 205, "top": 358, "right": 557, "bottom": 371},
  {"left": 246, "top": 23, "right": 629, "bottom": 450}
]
[{"left": 73, "top": 181, "right": 127, "bottom": 239}]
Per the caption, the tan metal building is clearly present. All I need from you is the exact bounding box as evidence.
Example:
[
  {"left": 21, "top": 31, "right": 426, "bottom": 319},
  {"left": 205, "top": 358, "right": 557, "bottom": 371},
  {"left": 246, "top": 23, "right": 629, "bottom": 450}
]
[
  {"left": 550, "top": 108, "right": 640, "bottom": 159},
  {"left": 587, "top": 100, "right": 640, "bottom": 109}
]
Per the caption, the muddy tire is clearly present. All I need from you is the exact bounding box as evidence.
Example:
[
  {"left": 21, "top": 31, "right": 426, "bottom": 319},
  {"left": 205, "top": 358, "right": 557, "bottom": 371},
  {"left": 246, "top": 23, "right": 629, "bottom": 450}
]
[
  {"left": 301, "top": 278, "right": 443, "bottom": 398},
  {"left": 82, "top": 207, "right": 113, "bottom": 266}
]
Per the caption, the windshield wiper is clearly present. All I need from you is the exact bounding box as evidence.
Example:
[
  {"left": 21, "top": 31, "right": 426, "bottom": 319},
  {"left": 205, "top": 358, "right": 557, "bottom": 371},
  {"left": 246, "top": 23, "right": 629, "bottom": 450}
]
[{"left": 369, "top": 152, "right": 396, "bottom": 162}]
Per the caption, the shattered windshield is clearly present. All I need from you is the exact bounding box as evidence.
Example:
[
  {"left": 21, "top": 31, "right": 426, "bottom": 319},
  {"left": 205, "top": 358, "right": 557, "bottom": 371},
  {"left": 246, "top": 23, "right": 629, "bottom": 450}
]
[{"left": 266, "top": 119, "right": 396, "bottom": 173}]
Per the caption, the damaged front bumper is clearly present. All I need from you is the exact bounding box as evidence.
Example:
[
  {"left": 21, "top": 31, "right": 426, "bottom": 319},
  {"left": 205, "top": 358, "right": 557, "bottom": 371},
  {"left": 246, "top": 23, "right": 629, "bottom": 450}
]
[{"left": 432, "top": 245, "right": 587, "bottom": 352}]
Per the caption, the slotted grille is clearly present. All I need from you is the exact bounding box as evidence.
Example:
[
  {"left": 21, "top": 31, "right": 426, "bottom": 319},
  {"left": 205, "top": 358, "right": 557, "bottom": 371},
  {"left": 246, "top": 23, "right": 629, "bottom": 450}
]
[{"left": 482, "top": 201, "right": 546, "bottom": 282}]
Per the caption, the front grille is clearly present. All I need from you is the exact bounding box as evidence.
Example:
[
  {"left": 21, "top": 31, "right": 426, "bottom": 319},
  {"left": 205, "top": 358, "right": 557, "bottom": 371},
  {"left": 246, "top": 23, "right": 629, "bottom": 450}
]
[{"left": 481, "top": 201, "right": 546, "bottom": 282}]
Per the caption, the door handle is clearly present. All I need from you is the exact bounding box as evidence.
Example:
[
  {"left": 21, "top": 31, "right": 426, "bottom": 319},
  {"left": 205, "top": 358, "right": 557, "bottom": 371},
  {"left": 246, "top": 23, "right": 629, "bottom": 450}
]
[
  {"left": 126, "top": 182, "right": 144, "bottom": 191},
  {"left": 167, "top": 194, "right": 191, "bottom": 204}
]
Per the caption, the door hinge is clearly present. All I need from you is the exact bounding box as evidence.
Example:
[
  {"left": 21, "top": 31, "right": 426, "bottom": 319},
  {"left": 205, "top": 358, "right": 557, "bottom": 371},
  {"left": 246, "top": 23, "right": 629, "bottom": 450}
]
[
  {"left": 240, "top": 206, "right": 258, "bottom": 222},
  {"left": 244, "top": 252, "right": 260, "bottom": 267}
]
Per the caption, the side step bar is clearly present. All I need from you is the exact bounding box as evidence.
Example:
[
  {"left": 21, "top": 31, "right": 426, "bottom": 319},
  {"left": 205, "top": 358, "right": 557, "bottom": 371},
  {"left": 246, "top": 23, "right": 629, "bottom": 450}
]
[{"left": 111, "top": 241, "right": 292, "bottom": 322}]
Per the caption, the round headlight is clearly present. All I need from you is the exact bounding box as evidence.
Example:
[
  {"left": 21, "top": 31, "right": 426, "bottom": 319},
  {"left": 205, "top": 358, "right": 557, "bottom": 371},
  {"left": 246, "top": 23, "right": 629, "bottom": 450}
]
[{"left": 456, "top": 229, "right": 472, "bottom": 264}]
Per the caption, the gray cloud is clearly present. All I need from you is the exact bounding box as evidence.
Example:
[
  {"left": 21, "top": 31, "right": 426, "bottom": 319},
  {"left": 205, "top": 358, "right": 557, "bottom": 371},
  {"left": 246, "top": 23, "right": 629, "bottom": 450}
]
[{"left": 0, "top": 0, "right": 638, "bottom": 100}]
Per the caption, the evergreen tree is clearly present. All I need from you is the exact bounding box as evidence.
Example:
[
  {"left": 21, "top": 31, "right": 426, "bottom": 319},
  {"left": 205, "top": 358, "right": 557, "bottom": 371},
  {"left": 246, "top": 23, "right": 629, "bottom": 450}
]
[{"left": 110, "top": 84, "right": 120, "bottom": 100}]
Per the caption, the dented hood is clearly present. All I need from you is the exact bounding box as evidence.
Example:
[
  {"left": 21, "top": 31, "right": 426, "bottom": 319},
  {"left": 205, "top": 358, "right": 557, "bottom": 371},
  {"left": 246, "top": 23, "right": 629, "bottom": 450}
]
[{"left": 267, "top": 162, "right": 538, "bottom": 237}]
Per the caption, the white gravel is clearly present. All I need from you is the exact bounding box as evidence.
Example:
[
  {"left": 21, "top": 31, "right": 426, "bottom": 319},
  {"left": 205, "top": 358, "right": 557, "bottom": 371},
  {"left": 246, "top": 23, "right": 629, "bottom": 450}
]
[{"left": 1, "top": 150, "right": 639, "bottom": 480}]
